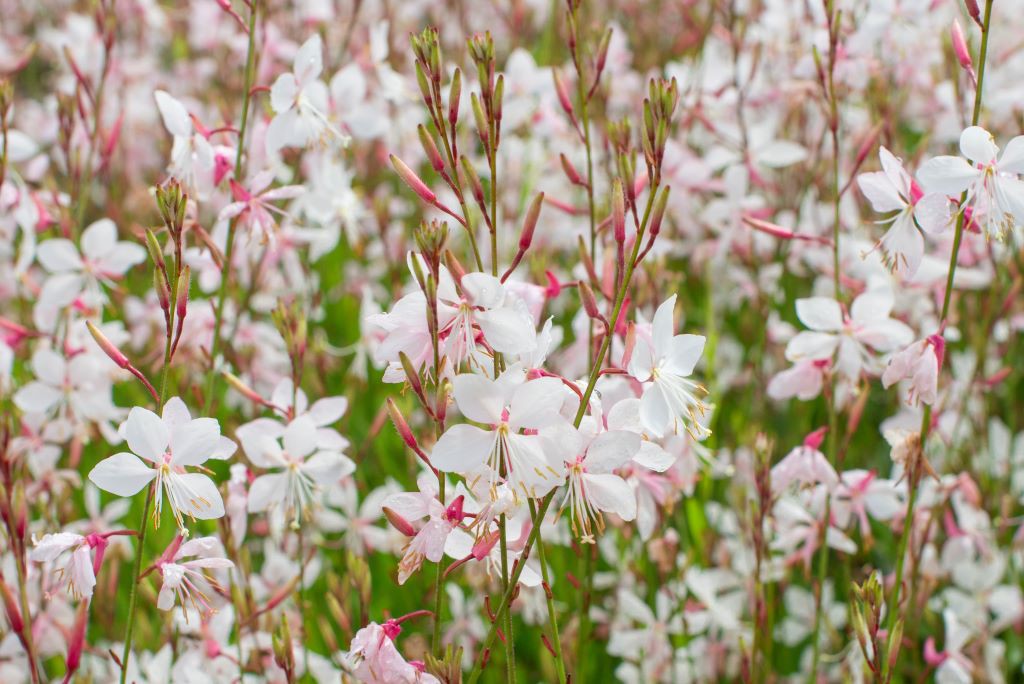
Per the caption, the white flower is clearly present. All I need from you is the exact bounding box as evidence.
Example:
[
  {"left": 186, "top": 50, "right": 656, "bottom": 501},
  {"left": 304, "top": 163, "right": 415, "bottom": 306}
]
[
  {"left": 153, "top": 90, "right": 215, "bottom": 195},
  {"left": 156, "top": 537, "right": 234, "bottom": 621},
  {"left": 29, "top": 532, "right": 95, "bottom": 600},
  {"left": 857, "top": 146, "right": 952, "bottom": 277},
  {"left": 559, "top": 420, "right": 641, "bottom": 543},
  {"left": 88, "top": 398, "right": 235, "bottom": 531},
  {"left": 237, "top": 414, "right": 355, "bottom": 524},
  {"left": 430, "top": 366, "right": 566, "bottom": 501},
  {"left": 381, "top": 474, "right": 462, "bottom": 585},
  {"left": 266, "top": 35, "right": 347, "bottom": 155},
  {"left": 785, "top": 287, "right": 913, "bottom": 382},
  {"left": 627, "top": 295, "right": 709, "bottom": 439},
  {"left": 917, "top": 125, "right": 1024, "bottom": 239}
]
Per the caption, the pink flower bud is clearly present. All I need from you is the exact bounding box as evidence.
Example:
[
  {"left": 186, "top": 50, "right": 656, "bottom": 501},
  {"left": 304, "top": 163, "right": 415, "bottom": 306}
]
[
  {"left": 65, "top": 601, "right": 90, "bottom": 680},
  {"left": 471, "top": 530, "right": 500, "bottom": 560},
  {"left": 382, "top": 507, "right": 417, "bottom": 537},
  {"left": 0, "top": 576, "right": 23, "bottom": 633},
  {"left": 803, "top": 426, "right": 828, "bottom": 450},
  {"left": 552, "top": 69, "right": 574, "bottom": 118},
  {"left": 951, "top": 19, "right": 973, "bottom": 70},
  {"left": 612, "top": 179, "right": 626, "bottom": 244},
  {"left": 444, "top": 495, "right": 465, "bottom": 524},
  {"left": 86, "top": 320, "right": 129, "bottom": 369},
  {"left": 390, "top": 154, "right": 437, "bottom": 204}
]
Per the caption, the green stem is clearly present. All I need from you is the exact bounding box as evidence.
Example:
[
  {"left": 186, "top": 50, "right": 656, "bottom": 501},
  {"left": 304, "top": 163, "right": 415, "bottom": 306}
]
[
  {"left": 204, "top": 0, "right": 259, "bottom": 410},
  {"left": 118, "top": 483, "right": 155, "bottom": 684},
  {"left": 881, "top": 0, "right": 994, "bottom": 676},
  {"left": 531, "top": 500, "right": 566, "bottom": 683}
]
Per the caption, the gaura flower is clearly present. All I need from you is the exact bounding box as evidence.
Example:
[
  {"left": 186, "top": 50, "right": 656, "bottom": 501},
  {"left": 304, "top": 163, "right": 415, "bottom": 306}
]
[{"left": 88, "top": 398, "right": 235, "bottom": 531}]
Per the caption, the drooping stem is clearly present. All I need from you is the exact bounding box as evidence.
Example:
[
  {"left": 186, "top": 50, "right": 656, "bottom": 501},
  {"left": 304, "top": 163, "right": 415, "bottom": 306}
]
[{"left": 882, "top": 1, "right": 994, "bottom": 677}]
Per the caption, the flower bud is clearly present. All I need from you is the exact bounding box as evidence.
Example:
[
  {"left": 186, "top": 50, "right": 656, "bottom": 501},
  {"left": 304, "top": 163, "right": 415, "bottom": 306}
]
[
  {"left": 417, "top": 125, "right": 445, "bottom": 173},
  {"left": 951, "top": 19, "right": 973, "bottom": 71},
  {"left": 390, "top": 155, "right": 436, "bottom": 204},
  {"left": 383, "top": 507, "right": 417, "bottom": 537},
  {"left": 86, "top": 320, "right": 130, "bottom": 369},
  {"left": 612, "top": 179, "right": 626, "bottom": 244}
]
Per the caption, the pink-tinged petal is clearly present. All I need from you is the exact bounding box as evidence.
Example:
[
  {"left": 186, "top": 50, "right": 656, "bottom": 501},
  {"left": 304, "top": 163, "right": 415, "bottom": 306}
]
[
  {"left": 785, "top": 331, "right": 839, "bottom": 362},
  {"left": 878, "top": 147, "right": 912, "bottom": 200},
  {"left": 293, "top": 34, "right": 324, "bottom": 84},
  {"left": 36, "top": 239, "right": 83, "bottom": 273},
  {"left": 169, "top": 473, "right": 224, "bottom": 520},
  {"left": 260, "top": 184, "right": 305, "bottom": 201},
  {"left": 430, "top": 424, "right": 496, "bottom": 473},
  {"left": 283, "top": 416, "right": 318, "bottom": 459},
  {"left": 170, "top": 418, "right": 220, "bottom": 467},
  {"left": 850, "top": 288, "right": 893, "bottom": 324},
  {"left": 452, "top": 373, "right": 505, "bottom": 424},
  {"left": 585, "top": 430, "right": 641, "bottom": 474},
  {"left": 663, "top": 334, "right": 705, "bottom": 377},
  {"left": 584, "top": 473, "right": 636, "bottom": 521},
  {"left": 154, "top": 90, "right": 192, "bottom": 138},
  {"left": 916, "top": 155, "right": 978, "bottom": 195},
  {"left": 627, "top": 337, "right": 655, "bottom": 381},
  {"left": 417, "top": 520, "right": 452, "bottom": 563},
  {"left": 217, "top": 201, "right": 247, "bottom": 223},
  {"left": 88, "top": 453, "right": 155, "bottom": 496},
  {"left": 13, "top": 381, "right": 62, "bottom": 414},
  {"left": 247, "top": 473, "right": 285, "bottom": 512},
  {"left": 509, "top": 377, "right": 565, "bottom": 431},
  {"left": 475, "top": 307, "right": 537, "bottom": 355},
  {"left": 913, "top": 193, "right": 954, "bottom": 234},
  {"left": 650, "top": 295, "right": 677, "bottom": 360},
  {"left": 639, "top": 384, "right": 671, "bottom": 437},
  {"left": 857, "top": 170, "right": 905, "bottom": 213},
  {"left": 959, "top": 125, "right": 998, "bottom": 165},
  {"left": 125, "top": 407, "right": 170, "bottom": 462},
  {"left": 795, "top": 297, "right": 842, "bottom": 332},
  {"left": 998, "top": 135, "right": 1024, "bottom": 174},
  {"left": 80, "top": 218, "right": 118, "bottom": 260}
]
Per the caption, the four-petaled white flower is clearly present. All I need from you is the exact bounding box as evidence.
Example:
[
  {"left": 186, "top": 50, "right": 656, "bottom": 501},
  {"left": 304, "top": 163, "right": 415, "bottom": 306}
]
[
  {"left": 431, "top": 366, "right": 566, "bottom": 501},
  {"left": 917, "top": 125, "right": 1024, "bottom": 239},
  {"left": 237, "top": 415, "right": 355, "bottom": 524},
  {"left": 785, "top": 288, "right": 913, "bottom": 382},
  {"left": 381, "top": 474, "right": 463, "bottom": 584},
  {"left": 559, "top": 419, "right": 641, "bottom": 543},
  {"left": 857, "top": 146, "right": 951, "bottom": 277},
  {"left": 88, "top": 398, "right": 235, "bottom": 531},
  {"left": 267, "top": 35, "right": 348, "bottom": 155},
  {"left": 154, "top": 90, "right": 215, "bottom": 196},
  {"left": 628, "top": 295, "right": 710, "bottom": 439}
]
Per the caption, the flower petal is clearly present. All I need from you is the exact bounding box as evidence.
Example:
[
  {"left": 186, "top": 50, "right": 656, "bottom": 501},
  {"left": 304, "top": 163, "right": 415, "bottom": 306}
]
[
  {"left": 88, "top": 453, "right": 155, "bottom": 497},
  {"left": 431, "top": 424, "right": 496, "bottom": 473},
  {"left": 125, "top": 406, "right": 170, "bottom": 462}
]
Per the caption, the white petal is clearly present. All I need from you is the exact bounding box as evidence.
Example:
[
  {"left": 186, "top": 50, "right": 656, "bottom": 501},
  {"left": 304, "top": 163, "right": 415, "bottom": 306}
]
[
  {"left": 125, "top": 407, "right": 170, "bottom": 462},
  {"left": 302, "top": 451, "right": 353, "bottom": 484},
  {"left": 170, "top": 418, "right": 220, "bottom": 467},
  {"left": 795, "top": 298, "right": 842, "bottom": 331},
  {"left": 452, "top": 373, "right": 505, "bottom": 424},
  {"left": 584, "top": 473, "right": 636, "bottom": 521},
  {"left": 857, "top": 171, "right": 905, "bottom": 213},
  {"left": 663, "top": 334, "right": 705, "bottom": 377},
  {"left": 36, "top": 239, "right": 83, "bottom": 273},
  {"left": 307, "top": 396, "right": 348, "bottom": 426},
  {"left": 998, "top": 135, "right": 1024, "bottom": 174},
  {"left": 913, "top": 193, "right": 954, "bottom": 234},
  {"left": 851, "top": 288, "right": 893, "bottom": 324},
  {"left": 283, "top": 416, "right": 318, "bottom": 459},
  {"left": 758, "top": 140, "right": 807, "bottom": 168},
  {"left": 639, "top": 384, "right": 670, "bottom": 437},
  {"left": 248, "top": 473, "right": 285, "bottom": 512},
  {"left": 13, "top": 382, "right": 62, "bottom": 414},
  {"left": 270, "top": 73, "right": 298, "bottom": 114},
  {"left": 461, "top": 272, "right": 506, "bottom": 309},
  {"left": 917, "top": 156, "right": 979, "bottom": 195},
  {"left": 650, "top": 295, "right": 677, "bottom": 360},
  {"left": 585, "top": 430, "right": 641, "bottom": 474},
  {"left": 430, "top": 424, "right": 496, "bottom": 473},
  {"left": 785, "top": 331, "right": 839, "bottom": 361},
  {"left": 81, "top": 218, "right": 118, "bottom": 260},
  {"left": 476, "top": 308, "right": 537, "bottom": 354},
  {"left": 293, "top": 34, "right": 324, "bottom": 84},
  {"left": 154, "top": 90, "right": 192, "bottom": 137},
  {"left": 169, "top": 472, "right": 225, "bottom": 520},
  {"left": 509, "top": 377, "right": 565, "bottom": 430},
  {"left": 88, "top": 453, "right": 155, "bottom": 496},
  {"left": 959, "top": 125, "right": 998, "bottom": 165}
]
